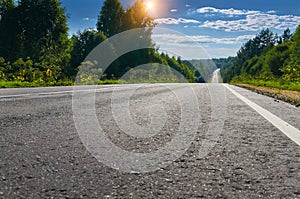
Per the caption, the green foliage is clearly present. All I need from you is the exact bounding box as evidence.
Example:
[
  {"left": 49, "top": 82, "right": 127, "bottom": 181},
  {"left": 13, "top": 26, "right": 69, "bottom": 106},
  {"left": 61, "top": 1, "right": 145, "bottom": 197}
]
[
  {"left": 218, "top": 57, "right": 235, "bottom": 83},
  {"left": 97, "top": 0, "right": 156, "bottom": 37},
  {"left": 0, "top": 0, "right": 70, "bottom": 86},
  {"left": 96, "top": 0, "right": 124, "bottom": 37},
  {"left": 220, "top": 26, "right": 300, "bottom": 90},
  {"left": 282, "top": 28, "right": 292, "bottom": 43},
  {"left": 188, "top": 59, "right": 217, "bottom": 82},
  {"left": 68, "top": 29, "right": 107, "bottom": 79},
  {"left": 231, "top": 79, "right": 300, "bottom": 92},
  {"left": 124, "top": 0, "right": 156, "bottom": 30},
  {"left": 0, "top": 57, "right": 7, "bottom": 80},
  {"left": 0, "top": 57, "right": 64, "bottom": 84},
  {"left": 0, "top": 0, "right": 20, "bottom": 60},
  {"left": 94, "top": 0, "right": 196, "bottom": 82},
  {"left": 17, "top": 0, "right": 68, "bottom": 59},
  {"left": 0, "top": 80, "right": 73, "bottom": 88},
  {"left": 282, "top": 25, "right": 300, "bottom": 81},
  {"left": 0, "top": 0, "right": 70, "bottom": 63},
  {"left": 76, "top": 60, "right": 103, "bottom": 85},
  {"left": 0, "top": 0, "right": 200, "bottom": 87}
]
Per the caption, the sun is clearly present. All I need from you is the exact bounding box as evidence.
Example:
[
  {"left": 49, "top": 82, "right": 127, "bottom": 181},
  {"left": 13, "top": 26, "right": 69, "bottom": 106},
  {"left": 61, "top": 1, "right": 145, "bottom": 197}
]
[{"left": 146, "top": 1, "right": 154, "bottom": 11}]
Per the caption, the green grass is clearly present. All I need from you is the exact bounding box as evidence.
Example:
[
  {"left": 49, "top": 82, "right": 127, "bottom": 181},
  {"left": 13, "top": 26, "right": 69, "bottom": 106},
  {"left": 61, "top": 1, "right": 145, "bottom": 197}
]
[
  {"left": 98, "top": 79, "right": 127, "bottom": 85},
  {"left": 0, "top": 78, "right": 188, "bottom": 89},
  {"left": 98, "top": 78, "right": 189, "bottom": 85},
  {"left": 0, "top": 81, "right": 40, "bottom": 88},
  {"left": 0, "top": 80, "right": 74, "bottom": 88},
  {"left": 231, "top": 78, "right": 300, "bottom": 92},
  {"left": 218, "top": 75, "right": 223, "bottom": 83}
]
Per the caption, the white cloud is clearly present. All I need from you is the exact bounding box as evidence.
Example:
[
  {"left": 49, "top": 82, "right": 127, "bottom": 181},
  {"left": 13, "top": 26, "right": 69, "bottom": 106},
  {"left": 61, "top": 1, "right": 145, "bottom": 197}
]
[
  {"left": 86, "top": 28, "right": 97, "bottom": 32},
  {"left": 201, "top": 13, "right": 300, "bottom": 31},
  {"left": 157, "top": 45, "right": 238, "bottom": 59},
  {"left": 197, "top": 7, "right": 260, "bottom": 16},
  {"left": 186, "top": 4, "right": 191, "bottom": 8},
  {"left": 170, "top": 9, "right": 177, "bottom": 12},
  {"left": 152, "top": 34, "right": 255, "bottom": 45},
  {"left": 82, "top": 17, "right": 97, "bottom": 22},
  {"left": 153, "top": 33, "right": 242, "bottom": 58},
  {"left": 206, "top": 47, "right": 239, "bottom": 58},
  {"left": 195, "top": 7, "right": 300, "bottom": 31},
  {"left": 236, "top": 35, "right": 256, "bottom": 41},
  {"left": 155, "top": 18, "right": 201, "bottom": 25}
]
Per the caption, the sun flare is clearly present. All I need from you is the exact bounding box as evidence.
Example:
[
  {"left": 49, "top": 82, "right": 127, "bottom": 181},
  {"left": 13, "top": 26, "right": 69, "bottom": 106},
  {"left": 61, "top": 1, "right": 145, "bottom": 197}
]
[{"left": 146, "top": 1, "right": 154, "bottom": 11}]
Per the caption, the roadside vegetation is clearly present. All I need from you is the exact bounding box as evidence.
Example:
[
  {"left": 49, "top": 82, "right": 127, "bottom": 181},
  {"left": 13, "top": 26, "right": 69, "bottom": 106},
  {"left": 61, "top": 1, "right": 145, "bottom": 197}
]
[
  {"left": 0, "top": 0, "right": 201, "bottom": 88},
  {"left": 187, "top": 59, "right": 217, "bottom": 82},
  {"left": 220, "top": 27, "right": 300, "bottom": 92}
]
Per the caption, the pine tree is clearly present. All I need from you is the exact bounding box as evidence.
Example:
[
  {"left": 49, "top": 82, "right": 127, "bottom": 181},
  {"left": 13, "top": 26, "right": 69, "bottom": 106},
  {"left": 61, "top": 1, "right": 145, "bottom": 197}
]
[{"left": 282, "top": 28, "right": 292, "bottom": 42}]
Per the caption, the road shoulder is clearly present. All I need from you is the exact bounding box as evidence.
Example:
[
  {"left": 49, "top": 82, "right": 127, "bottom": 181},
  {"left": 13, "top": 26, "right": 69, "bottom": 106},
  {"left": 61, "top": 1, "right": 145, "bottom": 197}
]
[{"left": 234, "top": 84, "right": 300, "bottom": 107}]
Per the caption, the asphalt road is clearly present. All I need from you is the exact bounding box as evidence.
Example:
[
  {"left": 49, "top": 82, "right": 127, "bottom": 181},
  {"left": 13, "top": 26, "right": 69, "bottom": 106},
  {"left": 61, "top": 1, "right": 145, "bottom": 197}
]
[
  {"left": 211, "top": 69, "right": 220, "bottom": 84},
  {"left": 0, "top": 83, "right": 299, "bottom": 198}
]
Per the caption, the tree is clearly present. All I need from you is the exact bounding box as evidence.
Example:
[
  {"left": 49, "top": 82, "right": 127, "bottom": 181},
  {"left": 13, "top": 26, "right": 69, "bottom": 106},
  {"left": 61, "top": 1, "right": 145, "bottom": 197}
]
[
  {"left": 0, "top": 0, "right": 14, "bottom": 16},
  {"left": 220, "top": 26, "right": 300, "bottom": 83},
  {"left": 1, "top": 0, "right": 71, "bottom": 65},
  {"left": 68, "top": 29, "right": 107, "bottom": 78},
  {"left": 17, "top": 0, "right": 70, "bottom": 63},
  {"left": 0, "top": 0, "right": 71, "bottom": 82},
  {"left": 96, "top": 0, "right": 124, "bottom": 38},
  {"left": 128, "top": 0, "right": 155, "bottom": 29},
  {"left": 282, "top": 28, "right": 292, "bottom": 43},
  {"left": 95, "top": 0, "right": 158, "bottom": 79},
  {"left": 257, "top": 28, "right": 275, "bottom": 50},
  {"left": 0, "top": 0, "right": 20, "bottom": 60},
  {"left": 226, "top": 29, "right": 277, "bottom": 80},
  {"left": 282, "top": 25, "right": 300, "bottom": 81}
]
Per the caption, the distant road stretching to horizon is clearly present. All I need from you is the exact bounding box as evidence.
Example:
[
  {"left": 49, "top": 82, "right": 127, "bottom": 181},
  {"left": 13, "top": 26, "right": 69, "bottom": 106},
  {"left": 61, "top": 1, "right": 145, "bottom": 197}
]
[{"left": 0, "top": 76, "right": 299, "bottom": 197}]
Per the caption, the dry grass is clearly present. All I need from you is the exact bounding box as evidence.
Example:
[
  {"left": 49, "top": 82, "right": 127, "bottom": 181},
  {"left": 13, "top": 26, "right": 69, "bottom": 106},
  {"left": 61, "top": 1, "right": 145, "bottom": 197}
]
[{"left": 235, "top": 84, "right": 300, "bottom": 107}]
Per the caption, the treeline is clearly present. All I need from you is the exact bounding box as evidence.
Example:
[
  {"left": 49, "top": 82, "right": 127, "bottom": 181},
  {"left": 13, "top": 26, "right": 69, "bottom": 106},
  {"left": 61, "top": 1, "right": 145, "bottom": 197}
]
[
  {"left": 187, "top": 59, "right": 218, "bottom": 82},
  {"left": 0, "top": 0, "right": 199, "bottom": 86},
  {"left": 0, "top": 0, "right": 71, "bottom": 84},
  {"left": 221, "top": 26, "right": 300, "bottom": 86}
]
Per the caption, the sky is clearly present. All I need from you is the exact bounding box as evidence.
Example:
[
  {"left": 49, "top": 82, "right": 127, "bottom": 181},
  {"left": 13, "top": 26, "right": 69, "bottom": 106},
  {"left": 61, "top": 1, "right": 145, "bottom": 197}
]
[{"left": 60, "top": 0, "right": 300, "bottom": 59}]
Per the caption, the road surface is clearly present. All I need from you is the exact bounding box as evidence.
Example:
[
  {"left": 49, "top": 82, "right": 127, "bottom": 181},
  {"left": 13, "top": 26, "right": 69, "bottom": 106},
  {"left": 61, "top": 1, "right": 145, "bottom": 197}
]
[
  {"left": 0, "top": 83, "right": 299, "bottom": 198},
  {"left": 211, "top": 69, "right": 221, "bottom": 84}
]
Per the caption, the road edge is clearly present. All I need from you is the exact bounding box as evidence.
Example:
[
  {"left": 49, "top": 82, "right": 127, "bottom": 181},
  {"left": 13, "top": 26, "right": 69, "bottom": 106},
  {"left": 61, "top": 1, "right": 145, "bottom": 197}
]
[{"left": 234, "top": 84, "right": 300, "bottom": 107}]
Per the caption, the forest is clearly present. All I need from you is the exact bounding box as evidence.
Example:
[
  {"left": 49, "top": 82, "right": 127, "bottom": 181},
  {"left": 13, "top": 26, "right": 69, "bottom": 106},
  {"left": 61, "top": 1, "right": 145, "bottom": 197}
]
[
  {"left": 0, "top": 0, "right": 200, "bottom": 87},
  {"left": 220, "top": 27, "right": 300, "bottom": 91}
]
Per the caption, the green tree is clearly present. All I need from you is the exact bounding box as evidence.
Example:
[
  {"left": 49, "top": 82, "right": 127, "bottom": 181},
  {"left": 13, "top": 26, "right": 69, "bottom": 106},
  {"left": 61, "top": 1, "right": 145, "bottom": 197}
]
[
  {"left": 17, "top": 0, "right": 71, "bottom": 64},
  {"left": 128, "top": 0, "right": 155, "bottom": 29},
  {"left": 68, "top": 29, "right": 107, "bottom": 78},
  {"left": 223, "top": 29, "right": 277, "bottom": 82},
  {"left": 1, "top": 0, "right": 71, "bottom": 83},
  {"left": 0, "top": 0, "right": 21, "bottom": 60},
  {"left": 96, "top": 0, "right": 124, "bottom": 38},
  {"left": 282, "top": 28, "right": 292, "bottom": 43},
  {"left": 0, "top": 0, "right": 13, "bottom": 14},
  {"left": 282, "top": 25, "right": 300, "bottom": 81}
]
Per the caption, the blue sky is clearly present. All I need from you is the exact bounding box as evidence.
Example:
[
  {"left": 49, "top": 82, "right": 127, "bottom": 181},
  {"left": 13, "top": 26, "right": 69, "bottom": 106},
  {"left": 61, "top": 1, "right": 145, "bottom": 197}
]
[{"left": 60, "top": 0, "right": 300, "bottom": 59}]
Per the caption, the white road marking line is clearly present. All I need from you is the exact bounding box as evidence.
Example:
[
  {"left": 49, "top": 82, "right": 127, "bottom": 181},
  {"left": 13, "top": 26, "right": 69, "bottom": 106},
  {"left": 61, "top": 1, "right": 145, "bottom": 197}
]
[
  {"left": 0, "top": 84, "right": 155, "bottom": 99},
  {"left": 224, "top": 84, "right": 300, "bottom": 146},
  {"left": 0, "top": 93, "right": 32, "bottom": 98}
]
